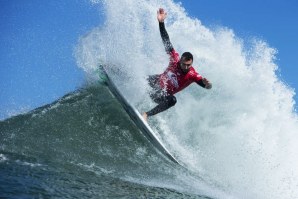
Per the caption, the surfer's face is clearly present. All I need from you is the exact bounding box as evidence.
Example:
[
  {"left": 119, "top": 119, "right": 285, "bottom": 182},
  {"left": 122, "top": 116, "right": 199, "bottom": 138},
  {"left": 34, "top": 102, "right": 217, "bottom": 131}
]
[{"left": 180, "top": 57, "right": 193, "bottom": 73}]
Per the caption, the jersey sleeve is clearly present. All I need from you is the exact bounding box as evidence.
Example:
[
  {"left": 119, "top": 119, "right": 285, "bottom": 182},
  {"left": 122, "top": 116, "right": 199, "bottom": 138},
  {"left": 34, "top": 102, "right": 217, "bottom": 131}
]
[
  {"left": 190, "top": 69, "right": 203, "bottom": 82},
  {"left": 169, "top": 49, "right": 180, "bottom": 65}
]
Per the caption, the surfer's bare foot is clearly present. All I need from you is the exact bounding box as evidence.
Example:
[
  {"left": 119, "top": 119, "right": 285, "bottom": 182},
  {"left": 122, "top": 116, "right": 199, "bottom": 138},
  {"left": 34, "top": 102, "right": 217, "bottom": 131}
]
[{"left": 142, "top": 112, "right": 148, "bottom": 121}]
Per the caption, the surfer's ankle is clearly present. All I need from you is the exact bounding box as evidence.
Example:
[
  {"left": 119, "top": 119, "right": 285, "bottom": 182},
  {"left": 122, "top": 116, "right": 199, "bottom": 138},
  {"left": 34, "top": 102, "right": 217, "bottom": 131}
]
[{"left": 142, "top": 112, "right": 148, "bottom": 121}]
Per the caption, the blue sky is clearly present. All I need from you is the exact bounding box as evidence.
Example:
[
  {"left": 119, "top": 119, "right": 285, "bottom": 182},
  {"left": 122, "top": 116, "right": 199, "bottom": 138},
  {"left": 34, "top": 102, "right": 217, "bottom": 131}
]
[
  {"left": 0, "top": 0, "right": 297, "bottom": 119},
  {"left": 0, "top": 0, "right": 102, "bottom": 119}
]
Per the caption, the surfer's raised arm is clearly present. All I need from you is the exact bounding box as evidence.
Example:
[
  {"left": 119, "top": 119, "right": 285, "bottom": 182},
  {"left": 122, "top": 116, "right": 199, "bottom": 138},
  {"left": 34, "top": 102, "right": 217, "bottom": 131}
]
[{"left": 157, "top": 8, "right": 174, "bottom": 54}]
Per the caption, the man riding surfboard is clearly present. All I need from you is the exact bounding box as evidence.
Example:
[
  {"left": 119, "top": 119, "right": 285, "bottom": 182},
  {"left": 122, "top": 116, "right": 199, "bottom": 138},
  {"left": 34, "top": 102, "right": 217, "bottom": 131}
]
[{"left": 143, "top": 8, "right": 212, "bottom": 121}]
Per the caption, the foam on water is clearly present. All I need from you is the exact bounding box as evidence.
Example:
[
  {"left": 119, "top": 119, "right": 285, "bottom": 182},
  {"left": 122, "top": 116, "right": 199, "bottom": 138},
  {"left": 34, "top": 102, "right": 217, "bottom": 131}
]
[{"left": 75, "top": 0, "right": 298, "bottom": 198}]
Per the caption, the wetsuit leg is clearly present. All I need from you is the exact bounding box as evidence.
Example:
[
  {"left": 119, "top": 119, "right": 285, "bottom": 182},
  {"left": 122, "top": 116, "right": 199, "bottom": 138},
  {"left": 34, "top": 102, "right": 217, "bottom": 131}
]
[{"left": 146, "top": 91, "right": 177, "bottom": 117}]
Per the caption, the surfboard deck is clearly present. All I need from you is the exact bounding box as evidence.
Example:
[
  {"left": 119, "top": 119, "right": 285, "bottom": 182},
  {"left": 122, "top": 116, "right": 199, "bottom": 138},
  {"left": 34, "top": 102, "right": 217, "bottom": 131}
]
[{"left": 100, "top": 66, "right": 181, "bottom": 165}]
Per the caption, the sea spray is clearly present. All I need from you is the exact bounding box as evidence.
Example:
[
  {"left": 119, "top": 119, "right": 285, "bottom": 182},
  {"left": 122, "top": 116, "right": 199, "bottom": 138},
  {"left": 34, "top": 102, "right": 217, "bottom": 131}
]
[{"left": 75, "top": 0, "right": 298, "bottom": 198}]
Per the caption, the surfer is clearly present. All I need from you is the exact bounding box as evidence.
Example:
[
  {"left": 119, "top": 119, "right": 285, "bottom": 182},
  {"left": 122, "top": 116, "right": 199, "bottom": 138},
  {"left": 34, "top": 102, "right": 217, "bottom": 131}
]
[{"left": 143, "top": 8, "right": 212, "bottom": 121}]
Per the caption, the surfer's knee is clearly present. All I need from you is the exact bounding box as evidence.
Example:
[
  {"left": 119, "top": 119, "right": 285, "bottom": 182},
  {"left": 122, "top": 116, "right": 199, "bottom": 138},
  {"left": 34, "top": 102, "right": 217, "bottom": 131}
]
[{"left": 166, "top": 95, "right": 176, "bottom": 107}]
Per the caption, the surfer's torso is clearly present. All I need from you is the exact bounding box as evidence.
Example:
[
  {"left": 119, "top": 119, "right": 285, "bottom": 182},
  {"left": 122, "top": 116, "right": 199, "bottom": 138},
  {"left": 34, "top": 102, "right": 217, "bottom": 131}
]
[{"left": 158, "top": 49, "right": 203, "bottom": 95}]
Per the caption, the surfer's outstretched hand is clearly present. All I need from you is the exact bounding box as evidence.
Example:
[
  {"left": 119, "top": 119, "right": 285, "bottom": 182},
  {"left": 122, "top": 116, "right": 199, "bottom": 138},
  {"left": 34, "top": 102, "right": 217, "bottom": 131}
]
[
  {"left": 157, "top": 8, "right": 167, "bottom": 22},
  {"left": 202, "top": 78, "right": 212, "bottom": 89}
]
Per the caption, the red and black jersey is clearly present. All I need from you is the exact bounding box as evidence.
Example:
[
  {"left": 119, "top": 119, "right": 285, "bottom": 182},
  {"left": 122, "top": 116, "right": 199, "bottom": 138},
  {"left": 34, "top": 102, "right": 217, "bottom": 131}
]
[{"left": 157, "top": 49, "right": 203, "bottom": 95}]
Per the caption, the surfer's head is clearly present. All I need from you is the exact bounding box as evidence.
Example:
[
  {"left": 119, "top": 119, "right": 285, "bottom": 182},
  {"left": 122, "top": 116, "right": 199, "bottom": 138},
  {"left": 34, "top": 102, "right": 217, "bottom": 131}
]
[{"left": 180, "top": 52, "right": 193, "bottom": 73}]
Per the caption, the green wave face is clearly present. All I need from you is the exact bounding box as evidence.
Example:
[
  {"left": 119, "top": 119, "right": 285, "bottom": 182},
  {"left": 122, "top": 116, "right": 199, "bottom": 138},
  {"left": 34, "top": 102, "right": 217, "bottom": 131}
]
[{"left": 1, "top": 84, "right": 211, "bottom": 198}]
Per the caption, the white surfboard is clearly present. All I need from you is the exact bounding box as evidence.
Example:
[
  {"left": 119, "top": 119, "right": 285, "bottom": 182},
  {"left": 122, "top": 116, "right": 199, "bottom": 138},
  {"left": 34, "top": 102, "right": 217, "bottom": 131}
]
[{"left": 100, "top": 66, "right": 181, "bottom": 165}]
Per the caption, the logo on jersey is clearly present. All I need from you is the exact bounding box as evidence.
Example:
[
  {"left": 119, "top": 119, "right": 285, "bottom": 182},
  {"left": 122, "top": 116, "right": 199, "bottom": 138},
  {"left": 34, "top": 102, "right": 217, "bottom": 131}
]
[{"left": 166, "top": 71, "right": 179, "bottom": 88}]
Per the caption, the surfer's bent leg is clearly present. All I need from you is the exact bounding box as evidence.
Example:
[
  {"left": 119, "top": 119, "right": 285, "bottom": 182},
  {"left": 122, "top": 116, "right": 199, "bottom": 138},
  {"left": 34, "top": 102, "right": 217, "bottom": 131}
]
[
  {"left": 145, "top": 75, "right": 176, "bottom": 117},
  {"left": 146, "top": 94, "right": 177, "bottom": 117}
]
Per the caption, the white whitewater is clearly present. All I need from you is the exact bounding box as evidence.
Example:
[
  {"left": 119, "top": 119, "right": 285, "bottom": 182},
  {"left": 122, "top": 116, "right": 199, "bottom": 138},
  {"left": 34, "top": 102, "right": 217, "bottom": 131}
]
[{"left": 75, "top": 0, "right": 298, "bottom": 198}]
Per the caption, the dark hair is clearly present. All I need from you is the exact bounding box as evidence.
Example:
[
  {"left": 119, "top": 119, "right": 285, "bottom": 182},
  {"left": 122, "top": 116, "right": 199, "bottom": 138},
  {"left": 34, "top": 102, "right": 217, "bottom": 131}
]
[{"left": 181, "top": 52, "right": 193, "bottom": 61}]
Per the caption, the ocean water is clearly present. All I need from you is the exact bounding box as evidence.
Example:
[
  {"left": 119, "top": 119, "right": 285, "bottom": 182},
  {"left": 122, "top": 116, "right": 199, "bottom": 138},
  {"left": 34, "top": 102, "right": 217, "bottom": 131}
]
[
  {"left": 1, "top": 0, "right": 298, "bottom": 198},
  {"left": 0, "top": 86, "right": 221, "bottom": 198}
]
